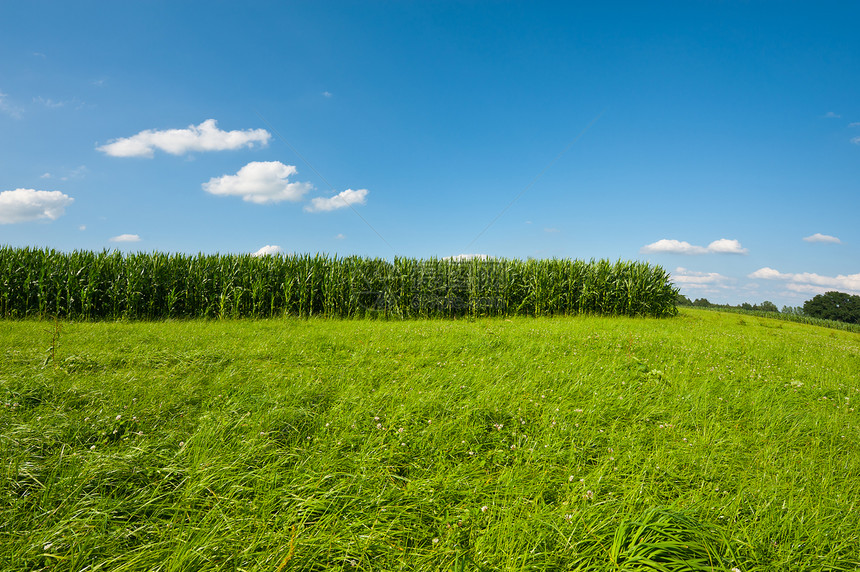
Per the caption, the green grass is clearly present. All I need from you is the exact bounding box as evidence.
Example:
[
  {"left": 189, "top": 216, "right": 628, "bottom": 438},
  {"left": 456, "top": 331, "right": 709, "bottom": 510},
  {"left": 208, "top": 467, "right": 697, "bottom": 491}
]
[{"left": 2, "top": 309, "right": 859, "bottom": 571}]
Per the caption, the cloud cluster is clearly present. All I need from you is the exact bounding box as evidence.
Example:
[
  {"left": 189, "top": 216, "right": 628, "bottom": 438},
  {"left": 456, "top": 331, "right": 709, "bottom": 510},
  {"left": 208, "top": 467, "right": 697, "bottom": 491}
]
[
  {"left": 109, "top": 234, "right": 141, "bottom": 243},
  {"left": 305, "top": 188, "right": 369, "bottom": 212},
  {"left": 671, "top": 267, "right": 733, "bottom": 291},
  {"left": 640, "top": 238, "right": 748, "bottom": 255},
  {"left": 803, "top": 233, "right": 841, "bottom": 244},
  {"left": 97, "top": 119, "right": 271, "bottom": 158},
  {"left": 203, "top": 161, "right": 313, "bottom": 204},
  {"left": 748, "top": 267, "right": 860, "bottom": 296},
  {"left": 252, "top": 245, "right": 282, "bottom": 257},
  {"left": 0, "top": 188, "right": 74, "bottom": 224}
]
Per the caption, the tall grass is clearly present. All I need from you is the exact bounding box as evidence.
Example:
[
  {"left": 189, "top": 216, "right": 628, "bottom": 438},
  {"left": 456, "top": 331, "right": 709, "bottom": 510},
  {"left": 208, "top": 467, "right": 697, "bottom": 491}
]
[
  {"left": 2, "top": 310, "right": 858, "bottom": 570},
  {"left": 0, "top": 247, "right": 678, "bottom": 320}
]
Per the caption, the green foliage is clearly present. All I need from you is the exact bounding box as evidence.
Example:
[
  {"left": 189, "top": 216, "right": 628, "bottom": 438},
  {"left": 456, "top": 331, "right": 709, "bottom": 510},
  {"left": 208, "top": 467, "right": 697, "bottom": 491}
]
[
  {"left": 1, "top": 309, "right": 859, "bottom": 570},
  {"left": 803, "top": 291, "right": 860, "bottom": 324},
  {"left": 676, "top": 294, "right": 692, "bottom": 306},
  {"left": 0, "top": 247, "right": 679, "bottom": 320}
]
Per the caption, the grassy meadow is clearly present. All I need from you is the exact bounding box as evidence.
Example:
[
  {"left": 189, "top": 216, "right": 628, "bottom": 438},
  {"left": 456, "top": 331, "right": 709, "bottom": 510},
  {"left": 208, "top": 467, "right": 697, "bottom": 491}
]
[{"left": 2, "top": 309, "right": 859, "bottom": 571}]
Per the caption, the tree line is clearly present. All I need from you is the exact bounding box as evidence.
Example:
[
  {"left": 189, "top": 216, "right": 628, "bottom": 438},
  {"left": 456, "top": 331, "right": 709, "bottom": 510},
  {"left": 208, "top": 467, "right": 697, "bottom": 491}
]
[{"left": 677, "top": 291, "right": 860, "bottom": 325}]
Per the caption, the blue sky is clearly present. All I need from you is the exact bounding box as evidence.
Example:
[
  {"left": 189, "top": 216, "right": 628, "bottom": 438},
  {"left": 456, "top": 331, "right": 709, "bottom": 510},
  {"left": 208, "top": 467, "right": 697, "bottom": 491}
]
[{"left": 1, "top": 1, "right": 858, "bottom": 307}]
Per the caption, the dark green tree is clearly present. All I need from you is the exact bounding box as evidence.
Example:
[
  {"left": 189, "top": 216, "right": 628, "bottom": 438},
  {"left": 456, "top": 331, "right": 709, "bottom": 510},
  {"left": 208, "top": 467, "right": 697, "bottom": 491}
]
[
  {"left": 803, "top": 291, "right": 860, "bottom": 324},
  {"left": 692, "top": 298, "right": 711, "bottom": 307},
  {"left": 676, "top": 294, "right": 693, "bottom": 306},
  {"left": 757, "top": 301, "right": 779, "bottom": 313}
]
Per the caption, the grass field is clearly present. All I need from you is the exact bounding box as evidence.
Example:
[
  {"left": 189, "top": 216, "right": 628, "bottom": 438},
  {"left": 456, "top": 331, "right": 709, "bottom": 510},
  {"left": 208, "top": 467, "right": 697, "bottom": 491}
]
[{"left": 2, "top": 309, "right": 859, "bottom": 571}]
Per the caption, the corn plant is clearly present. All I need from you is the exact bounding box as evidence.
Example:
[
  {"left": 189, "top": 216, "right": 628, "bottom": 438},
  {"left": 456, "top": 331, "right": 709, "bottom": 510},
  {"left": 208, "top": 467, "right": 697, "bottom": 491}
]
[{"left": 0, "top": 247, "right": 679, "bottom": 320}]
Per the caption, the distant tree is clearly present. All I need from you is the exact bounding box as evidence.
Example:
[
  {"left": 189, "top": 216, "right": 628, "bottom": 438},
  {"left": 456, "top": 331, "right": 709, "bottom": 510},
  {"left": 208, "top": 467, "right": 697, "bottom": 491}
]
[
  {"left": 803, "top": 291, "right": 860, "bottom": 324},
  {"left": 757, "top": 301, "right": 779, "bottom": 313},
  {"left": 676, "top": 294, "right": 693, "bottom": 306},
  {"left": 741, "top": 302, "right": 753, "bottom": 311},
  {"left": 692, "top": 298, "right": 712, "bottom": 308},
  {"left": 781, "top": 305, "right": 804, "bottom": 315}
]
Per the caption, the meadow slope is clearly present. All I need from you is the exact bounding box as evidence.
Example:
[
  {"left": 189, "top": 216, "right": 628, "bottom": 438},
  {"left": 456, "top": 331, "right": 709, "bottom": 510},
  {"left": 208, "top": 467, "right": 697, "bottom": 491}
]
[{"left": 1, "top": 309, "right": 858, "bottom": 571}]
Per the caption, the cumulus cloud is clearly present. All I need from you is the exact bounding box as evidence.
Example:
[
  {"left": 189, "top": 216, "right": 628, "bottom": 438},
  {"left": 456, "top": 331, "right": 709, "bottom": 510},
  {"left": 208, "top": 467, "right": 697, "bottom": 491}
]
[
  {"left": 305, "top": 188, "right": 368, "bottom": 213},
  {"left": 0, "top": 188, "right": 73, "bottom": 224},
  {"left": 803, "top": 233, "right": 841, "bottom": 244},
  {"left": 824, "top": 111, "right": 842, "bottom": 118},
  {"left": 705, "top": 238, "right": 748, "bottom": 254},
  {"left": 748, "top": 267, "right": 860, "bottom": 296},
  {"left": 252, "top": 245, "right": 282, "bottom": 257},
  {"left": 640, "top": 238, "right": 747, "bottom": 255},
  {"left": 852, "top": 136, "right": 860, "bottom": 145},
  {"left": 671, "top": 267, "right": 733, "bottom": 290},
  {"left": 97, "top": 119, "right": 270, "bottom": 158},
  {"left": 109, "top": 234, "right": 141, "bottom": 243},
  {"left": 203, "top": 161, "right": 312, "bottom": 204},
  {"left": 641, "top": 240, "right": 707, "bottom": 255}
]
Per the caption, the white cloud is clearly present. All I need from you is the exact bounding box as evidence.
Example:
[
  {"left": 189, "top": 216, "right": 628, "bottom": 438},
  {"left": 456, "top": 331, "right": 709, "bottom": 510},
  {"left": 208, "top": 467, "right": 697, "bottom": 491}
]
[
  {"left": 852, "top": 136, "right": 860, "bottom": 145},
  {"left": 203, "top": 161, "right": 312, "bottom": 204},
  {"left": 97, "top": 119, "right": 270, "bottom": 158},
  {"left": 40, "top": 172, "right": 52, "bottom": 179},
  {"left": 110, "top": 234, "right": 141, "bottom": 243},
  {"left": 334, "top": 233, "right": 346, "bottom": 240},
  {"left": 748, "top": 267, "right": 860, "bottom": 296},
  {"left": 672, "top": 267, "right": 730, "bottom": 285},
  {"left": 79, "top": 225, "right": 86, "bottom": 231},
  {"left": 252, "top": 245, "right": 281, "bottom": 257},
  {"left": 706, "top": 238, "right": 748, "bottom": 254},
  {"left": 322, "top": 91, "right": 333, "bottom": 98},
  {"left": 803, "top": 232, "right": 841, "bottom": 244},
  {"left": 641, "top": 238, "right": 747, "bottom": 255},
  {"left": 641, "top": 240, "right": 707, "bottom": 255},
  {"left": 0, "top": 188, "right": 73, "bottom": 224},
  {"left": 671, "top": 267, "right": 733, "bottom": 289},
  {"left": 305, "top": 188, "right": 368, "bottom": 212},
  {"left": 824, "top": 111, "right": 841, "bottom": 118},
  {"left": 747, "top": 267, "right": 784, "bottom": 280}
]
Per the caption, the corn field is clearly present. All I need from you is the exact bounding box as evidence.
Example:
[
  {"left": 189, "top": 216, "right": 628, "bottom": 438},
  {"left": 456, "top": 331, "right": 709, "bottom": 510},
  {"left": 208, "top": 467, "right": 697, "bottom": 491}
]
[{"left": 0, "top": 247, "right": 678, "bottom": 320}]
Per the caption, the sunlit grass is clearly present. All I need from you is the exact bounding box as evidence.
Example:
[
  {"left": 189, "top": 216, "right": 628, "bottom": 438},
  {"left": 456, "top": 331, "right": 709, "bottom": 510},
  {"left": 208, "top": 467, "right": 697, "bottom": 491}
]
[{"left": 2, "top": 309, "right": 858, "bottom": 570}]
